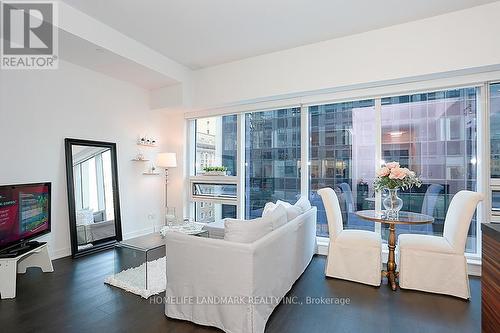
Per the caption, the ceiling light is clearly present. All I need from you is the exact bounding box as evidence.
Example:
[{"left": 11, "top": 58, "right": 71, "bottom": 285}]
[{"left": 389, "top": 131, "right": 405, "bottom": 137}]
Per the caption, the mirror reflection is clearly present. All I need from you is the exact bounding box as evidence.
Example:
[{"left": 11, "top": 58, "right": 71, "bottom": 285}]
[{"left": 71, "top": 145, "right": 116, "bottom": 251}]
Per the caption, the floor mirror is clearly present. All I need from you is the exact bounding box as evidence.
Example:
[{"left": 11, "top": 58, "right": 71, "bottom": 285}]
[{"left": 64, "top": 138, "right": 122, "bottom": 258}]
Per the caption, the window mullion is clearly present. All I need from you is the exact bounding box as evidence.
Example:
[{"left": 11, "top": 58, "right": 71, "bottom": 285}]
[
  {"left": 237, "top": 113, "right": 245, "bottom": 219},
  {"left": 374, "top": 98, "right": 382, "bottom": 236},
  {"left": 300, "top": 105, "right": 309, "bottom": 197},
  {"left": 477, "top": 84, "right": 491, "bottom": 257},
  {"left": 186, "top": 119, "right": 196, "bottom": 219}
]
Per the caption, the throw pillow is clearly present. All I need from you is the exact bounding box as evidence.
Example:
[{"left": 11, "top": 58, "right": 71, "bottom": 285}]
[
  {"left": 276, "top": 200, "right": 302, "bottom": 221},
  {"left": 262, "top": 202, "right": 276, "bottom": 216},
  {"left": 262, "top": 203, "right": 287, "bottom": 229},
  {"left": 224, "top": 217, "right": 273, "bottom": 243},
  {"left": 294, "top": 196, "right": 312, "bottom": 213}
]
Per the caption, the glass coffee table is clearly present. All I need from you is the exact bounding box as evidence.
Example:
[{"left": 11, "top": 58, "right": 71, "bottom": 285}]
[{"left": 112, "top": 227, "right": 208, "bottom": 295}]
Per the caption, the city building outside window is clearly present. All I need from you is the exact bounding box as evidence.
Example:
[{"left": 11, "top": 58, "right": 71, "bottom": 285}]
[
  {"left": 193, "top": 115, "right": 238, "bottom": 222},
  {"left": 380, "top": 88, "right": 478, "bottom": 252},
  {"left": 245, "top": 108, "right": 301, "bottom": 219},
  {"left": 309, "top": 100, "right": 377, "bottom": 236}
]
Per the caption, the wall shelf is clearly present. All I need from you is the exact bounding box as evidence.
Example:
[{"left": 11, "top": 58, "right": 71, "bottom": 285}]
[
  {"left": 137, "top": 142, "right": 157, "bottom": 147},
  {"left": 143, "top": 172, "right": 160, "bottom": 176},
  {"left": 131, "top": 159, "right": 150, "bottom": 162}
]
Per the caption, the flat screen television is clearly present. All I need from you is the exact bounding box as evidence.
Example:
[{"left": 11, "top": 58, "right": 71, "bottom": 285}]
[{"left": 0, "top": 182, "right": 51, "bottom": 252}]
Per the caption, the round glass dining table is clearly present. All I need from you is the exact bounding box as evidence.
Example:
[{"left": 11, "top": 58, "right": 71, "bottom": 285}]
[{"left": 355, "top": 210, "right": 434, "bottom": 291}]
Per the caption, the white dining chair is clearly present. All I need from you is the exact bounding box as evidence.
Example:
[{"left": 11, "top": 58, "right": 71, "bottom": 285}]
[
  {"left": 397, "top": 190, "right": 483, "bottom": 299},
  {"left": 318, "top": 188, "right": 382, "bottom": 286}
]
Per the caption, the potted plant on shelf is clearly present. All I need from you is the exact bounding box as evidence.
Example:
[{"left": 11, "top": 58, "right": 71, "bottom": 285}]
[
  {"left": 202, "top": 166, "right": 228, "bottom": 176},
  {"left": 374, "top": 162, "right": 421, "bottom": 218}
]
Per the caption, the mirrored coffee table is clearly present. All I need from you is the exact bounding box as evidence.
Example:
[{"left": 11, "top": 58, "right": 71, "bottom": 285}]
[{"left": 112, "top": 228, "right": 208, "bottom": 295}]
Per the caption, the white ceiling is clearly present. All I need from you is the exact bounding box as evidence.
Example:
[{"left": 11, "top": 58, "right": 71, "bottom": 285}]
[
  {"left": 62, "top": 0, "right": 495, "bottom": 69},
  {"left": 59, "top": 30, "right": 177, "bottom": 89}
]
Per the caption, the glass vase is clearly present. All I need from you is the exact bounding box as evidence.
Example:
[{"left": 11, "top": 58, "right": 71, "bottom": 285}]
[
  {"left": 165, "top": 207, "right": 176, "bottom": 226},
  {"left": 383, "top": 188, "right": 403, "bottom": 218}
]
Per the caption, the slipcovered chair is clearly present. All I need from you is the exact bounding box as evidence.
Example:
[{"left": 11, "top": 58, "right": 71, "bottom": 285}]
[
  {"left": 398, "top": 190, "right": 483, "bottom": 299},
  {"left": 318, "top": 188, "right": 382, "bottom": 286}
]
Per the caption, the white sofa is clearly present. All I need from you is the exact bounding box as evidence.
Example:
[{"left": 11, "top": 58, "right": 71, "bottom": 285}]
[
  {"left": 201, "top": 220, "right": 226, "bottom": 239},
  {"left": 165, "top": 207, "right": 317, "bottom": 333}
]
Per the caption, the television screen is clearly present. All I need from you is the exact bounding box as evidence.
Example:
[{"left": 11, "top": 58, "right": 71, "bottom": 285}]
[{"left": 0, "top": 183, "right": 51, "bottom": 251}]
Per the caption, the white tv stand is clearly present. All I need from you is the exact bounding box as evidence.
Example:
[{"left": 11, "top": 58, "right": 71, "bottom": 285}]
[{"left": 0, "top": 243, "right": 53, "bottom": 299}]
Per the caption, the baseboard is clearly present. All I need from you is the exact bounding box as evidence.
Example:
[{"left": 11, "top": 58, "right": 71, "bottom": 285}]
[
  {"left": 49, "top": 247, "right": 71, "bottom": 260},
  {"left": 316, "top": 242, "right": 481, "bottom": 277},
  {"left": 123, "top": 227, "right": 155, "bottom": 239},
  {"left": 466, "top": 259, "right": 481, "bottom": 276},
  {"left": 45, "top": 228, "right": 155, "bottom": 261},
  {"left": 316, "top": 239, "right": 329, "bottom": 256}
]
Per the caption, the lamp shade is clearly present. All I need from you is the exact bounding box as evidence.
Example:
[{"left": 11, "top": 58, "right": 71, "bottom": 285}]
[{"left": 156, "top": 152, "right": 177, "bottom": 168}]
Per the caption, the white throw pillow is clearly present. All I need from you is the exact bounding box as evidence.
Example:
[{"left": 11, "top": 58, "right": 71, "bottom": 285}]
[
  {"left": 276, "top": 200, "right": 302, "bottom": 221},
  {"left": 224, "top": 217, "right": 273, "bottom": 243},
  {"left": 262, "top": 203, "right": 288, "bottom": 229},
  {"left": 262, "top": 202, "right": 276, "bottom": 216},
  {"left": 76, "top": 209, "right": 94, "bottom": 225},
  {"left": 295, "top": 196, "right": 312, "bottom": 213}
]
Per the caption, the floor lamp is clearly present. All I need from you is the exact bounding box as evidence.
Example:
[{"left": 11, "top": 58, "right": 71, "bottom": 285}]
[{"left": 156, "top": 152, "right": 177, "bottom": 224}]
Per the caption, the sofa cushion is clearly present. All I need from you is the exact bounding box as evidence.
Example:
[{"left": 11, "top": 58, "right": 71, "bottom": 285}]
[
  {"left": 276, "top": 200, "right": 302, "bottom": 221},
  {"left": 202, "top": 220, "right": 225, "bottom": 239},
  {"left": 264, "top": 205, "right": 288, "bottom": 230},
  {"left": 93, "top": 210, "right": 106, "bottom": 223},
  {"left": 262, "top": 202, "right": 276, "bottom": 216},
  {"left": 295, "top": 196, "right": 312, "bottom": 213},
  {"left": 261, "top": 203, "right": 288, "bottom": 229},
  {"left": 224, "top": 217, "right": 273, "bottom": 243}
]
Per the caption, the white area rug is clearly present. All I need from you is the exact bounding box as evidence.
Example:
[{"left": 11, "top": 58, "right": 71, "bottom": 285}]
[{"left": 104, "top": 257, "right": 166, "bottom": 298}]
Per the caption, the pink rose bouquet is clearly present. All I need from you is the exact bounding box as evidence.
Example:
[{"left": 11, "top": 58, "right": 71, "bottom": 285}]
[{"left": 374, "top": 161, "right": 421, "bottom": 191}]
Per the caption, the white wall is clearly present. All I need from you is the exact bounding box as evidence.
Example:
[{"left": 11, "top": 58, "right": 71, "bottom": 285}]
[
  {"left": 0, "top": 60, "right": 181, "bottom": 259},
  {"left": 192, "top": 1, "right": 500, "bottom": 109},
  {"left": 162, "top": 111, "right": 187, "bottom": 219}
]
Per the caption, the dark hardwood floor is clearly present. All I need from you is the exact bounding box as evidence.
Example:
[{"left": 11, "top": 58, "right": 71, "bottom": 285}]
[{"left": 0, "top": 251, "right": 480, "bottom": 333}]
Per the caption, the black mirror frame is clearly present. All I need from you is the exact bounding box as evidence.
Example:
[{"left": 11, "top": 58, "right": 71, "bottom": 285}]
[{"left": 64, "top": 138, "right": 123, "bottom": 258}]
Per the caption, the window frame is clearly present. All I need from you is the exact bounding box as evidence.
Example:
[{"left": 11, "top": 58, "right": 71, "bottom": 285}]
[{"left": 488, "top": 82, "right": 500, "bottom": 223}]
